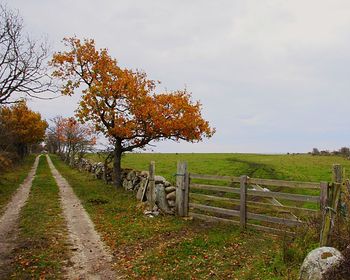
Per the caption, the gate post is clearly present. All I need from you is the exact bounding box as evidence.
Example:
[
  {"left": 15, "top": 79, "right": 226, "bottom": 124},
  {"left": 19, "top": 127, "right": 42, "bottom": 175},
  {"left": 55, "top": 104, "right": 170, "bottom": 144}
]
[
  {"left": 319, "top": 182, "right": 329, "bottom": 211},
  {"left": 176, "top": 161, "right": 189, "bottom": 217},
  {"left": 148, "top": 161, "right": 155, "bottom": 209},
  {"left": 320, "top": 164, "right": 342, "bottom": 246},
  {"left": 240, "top": 175, "right": 248, "bottom": 229}
]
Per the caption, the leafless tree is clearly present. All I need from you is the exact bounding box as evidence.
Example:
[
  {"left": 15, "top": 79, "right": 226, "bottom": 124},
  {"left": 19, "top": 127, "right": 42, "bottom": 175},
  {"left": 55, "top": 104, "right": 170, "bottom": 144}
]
[{"left": 0, "top": 5, "right": 54, "bottom": 104}]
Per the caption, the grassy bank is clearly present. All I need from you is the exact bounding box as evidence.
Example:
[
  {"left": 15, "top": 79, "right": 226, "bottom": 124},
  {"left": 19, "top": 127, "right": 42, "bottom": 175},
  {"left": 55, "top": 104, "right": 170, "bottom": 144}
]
[
  {"left": 87, "top": 153, "right": 350, "bottom": 184},
  {"left": 51, "top": 154, "right": 308, "bottom": 279},
  {"left": 9, "top": 155, "right": 70, "bottom": 279},
  {"left": 0, "top": 155, "right": 36, "bottom": 214}
]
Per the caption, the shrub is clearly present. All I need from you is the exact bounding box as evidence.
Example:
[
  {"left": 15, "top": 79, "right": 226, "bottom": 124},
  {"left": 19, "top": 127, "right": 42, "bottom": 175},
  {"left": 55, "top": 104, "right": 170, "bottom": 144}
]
[{"left": 0, "top": 152, "right": 12, "bottom": 172}]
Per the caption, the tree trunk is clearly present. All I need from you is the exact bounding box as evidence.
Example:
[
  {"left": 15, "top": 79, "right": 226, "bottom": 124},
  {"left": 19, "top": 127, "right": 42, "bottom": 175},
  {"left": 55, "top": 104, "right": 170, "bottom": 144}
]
[
  {"left": 103, "top": 160, "right": 108, "bottom": 183},
  {"left": 113, "top": 140, "right": 123, "bottom": 188},
  {"left": 16, "top": 143, "right": 26, "bottom": 159}
]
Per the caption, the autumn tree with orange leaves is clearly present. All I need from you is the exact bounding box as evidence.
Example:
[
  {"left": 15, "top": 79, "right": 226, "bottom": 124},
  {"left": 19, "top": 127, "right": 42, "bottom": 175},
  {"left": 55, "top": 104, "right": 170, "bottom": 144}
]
[
  {"left": 0, "top": 101, "right": 48, "bottom": 158},
  {"left": 46, "top": 116, "right": 96, "bottom": 165},
  {"left": 51, "top": 37, "right": 215, "bottom": 188}
]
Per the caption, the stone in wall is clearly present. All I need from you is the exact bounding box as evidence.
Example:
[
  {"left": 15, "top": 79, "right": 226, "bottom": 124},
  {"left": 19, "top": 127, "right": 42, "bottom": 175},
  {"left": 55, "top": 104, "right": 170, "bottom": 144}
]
[
  {"left": 155, "top": 175, "right": 166, "bottom": 183},
  {"left": 168, "top": 200, "right": 175, "bottom": 207},
  {"left": 72, "top": 157, "right": 176, "bottom": 215},
  {"left": 155, "top": 184, "right": 172, "bottom": 214},
  {"left": 165, "top": 186, "right": 176, "bottom": 193},
  {"left": 136, "top": 179, "right": 147, "bottom": 201},
  {"left": 166, "top": 191, "right": 176, "bottom": 201},
  {"left": 94, "top": 163, "right": 104, "bottom": 179}
]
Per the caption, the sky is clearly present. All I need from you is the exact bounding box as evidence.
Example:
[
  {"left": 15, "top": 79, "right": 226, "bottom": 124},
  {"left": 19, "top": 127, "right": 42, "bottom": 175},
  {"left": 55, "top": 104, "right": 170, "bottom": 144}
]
[{"left": 6, "top": 0, "right": 350, "bottom": 153}]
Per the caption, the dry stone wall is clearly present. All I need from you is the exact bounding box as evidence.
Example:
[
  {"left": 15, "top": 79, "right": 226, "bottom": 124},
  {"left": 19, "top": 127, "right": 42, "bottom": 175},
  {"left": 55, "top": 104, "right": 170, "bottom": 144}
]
[{"left": 72, "top": 157, "right": 176, "bottom": 215}]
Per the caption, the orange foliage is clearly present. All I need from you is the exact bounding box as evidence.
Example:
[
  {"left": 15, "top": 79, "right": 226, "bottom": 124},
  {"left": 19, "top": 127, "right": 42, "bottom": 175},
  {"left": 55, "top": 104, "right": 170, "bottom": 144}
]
[
  {"left": 51, "top": 37, "right": 215, "bottom": 186},
  {"left": 46, "top": 116, "right": 96, "bottom": 161},
  {"left": 0, "top": 101, "right": 48, "bottom": 145},
  {"left": 51, "top": 37, "right": 214, "bottom": 152},
  {"left": 56, "top": 117, "right": 96, "bottom": 146}
]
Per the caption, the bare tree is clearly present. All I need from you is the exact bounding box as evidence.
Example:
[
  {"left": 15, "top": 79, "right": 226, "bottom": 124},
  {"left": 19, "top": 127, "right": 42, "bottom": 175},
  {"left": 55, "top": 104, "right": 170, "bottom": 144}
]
[{"left": 0, "top": 5, "right": 53, "bottom": 104}]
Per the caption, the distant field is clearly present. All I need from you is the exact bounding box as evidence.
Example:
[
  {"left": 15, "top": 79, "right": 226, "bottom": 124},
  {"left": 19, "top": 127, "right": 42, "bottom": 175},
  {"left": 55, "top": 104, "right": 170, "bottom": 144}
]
[{"left": 87, "top": 153, "right": 350, "bottom": 184}]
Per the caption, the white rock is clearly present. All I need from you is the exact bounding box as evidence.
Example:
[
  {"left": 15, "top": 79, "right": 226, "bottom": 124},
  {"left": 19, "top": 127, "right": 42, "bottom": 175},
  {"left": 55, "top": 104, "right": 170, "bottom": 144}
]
[
  {"left": 154, "top": 175, "right": 166, "bottom": 183},
  {"left": 299, "top": 247, "right": 343, "bottom": 280},
  {"left": 152, "top": 211, "right": 160, "bottom": 216}
]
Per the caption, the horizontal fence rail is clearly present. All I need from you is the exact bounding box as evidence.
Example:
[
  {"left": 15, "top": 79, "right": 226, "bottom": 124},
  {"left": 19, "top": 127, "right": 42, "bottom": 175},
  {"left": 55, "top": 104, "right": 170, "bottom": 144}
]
[
  {"left": 248, "top": 178, "right": 320, "bottom": 189},
  {"left": 190, "top": 183, "right": 319, "bottom": 203},
  {"left": 189, "top": 203, "right": 240, "bottom": 217},
  {"left": 246, "top": 189, "right": 319, "bottom": 203},
  {"left": 176, "top": 166, "right": 325, "bottom": 235},
  {"left": 191, "top": 183, "right": 240, "bottom": 193},
  {"left": 188, "top": 212, "right": 294, "bottom": 235},
  {"left": 190, "top": 173, "right": 241, "bottom": 182},
  {"left": 189, "top": 193, "right": 318, "bottom": 214},
  {"left": 190, "top": 173, "right": 320, "bottom": 189}
]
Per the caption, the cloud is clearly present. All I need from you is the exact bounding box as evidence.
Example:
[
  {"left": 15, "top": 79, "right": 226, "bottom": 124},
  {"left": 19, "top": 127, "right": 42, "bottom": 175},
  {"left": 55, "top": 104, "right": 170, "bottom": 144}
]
[{"left": 9, "top": 0, "right": 350, "bottom": 152}]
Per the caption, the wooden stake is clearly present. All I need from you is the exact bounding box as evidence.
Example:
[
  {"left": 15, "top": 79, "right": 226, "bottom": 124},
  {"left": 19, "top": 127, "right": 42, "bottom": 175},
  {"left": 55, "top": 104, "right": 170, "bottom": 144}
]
[
  {"left": 148, "top": 161, "right": 155, "bottom": 208},
  {"left": 320, "top": 164, "right": 342, "bottom": 246},
  {"left": 320, "top": 182, "right": 328, "bottom": 211},
  {"left": 240, "top": 175, "right": 248, "bottom": 229},
  {"left": 176, "top": 161, "right": 188, "bottom": 217}
]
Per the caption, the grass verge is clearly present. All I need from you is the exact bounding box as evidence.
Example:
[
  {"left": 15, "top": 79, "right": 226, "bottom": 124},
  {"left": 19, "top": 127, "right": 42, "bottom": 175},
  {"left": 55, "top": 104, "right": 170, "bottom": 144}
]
[
  {"left": 51, "top": 154, "right": 306, "bottom": 279},
  {"left": 8, "top": 155, "right": 70, "bottom": 279},
  {"left": 0, "top": 155, "right": 36, "bottom": 214}
]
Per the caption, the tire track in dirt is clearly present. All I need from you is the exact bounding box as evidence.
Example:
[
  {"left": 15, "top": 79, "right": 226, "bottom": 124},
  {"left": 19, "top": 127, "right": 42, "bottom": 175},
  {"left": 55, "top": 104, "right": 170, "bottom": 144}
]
[
  {"left": 0, "top": 155, "right": 40, "bottom": 276},
  {"left": 46, "top": 155, "right": 120, "bottom": 279}
]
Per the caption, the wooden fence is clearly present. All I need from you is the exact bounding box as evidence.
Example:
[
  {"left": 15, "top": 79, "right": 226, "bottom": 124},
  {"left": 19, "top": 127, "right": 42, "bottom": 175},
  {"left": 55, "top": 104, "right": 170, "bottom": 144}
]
[{"left": 175, "top": 162, "right": 340, "bottom": 235}]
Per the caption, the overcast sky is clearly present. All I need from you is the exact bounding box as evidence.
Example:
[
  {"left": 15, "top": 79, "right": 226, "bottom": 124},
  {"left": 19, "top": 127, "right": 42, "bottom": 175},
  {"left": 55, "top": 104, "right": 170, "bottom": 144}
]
[{"left": 6, "top": 0, "right": 350, "bottom": 153}]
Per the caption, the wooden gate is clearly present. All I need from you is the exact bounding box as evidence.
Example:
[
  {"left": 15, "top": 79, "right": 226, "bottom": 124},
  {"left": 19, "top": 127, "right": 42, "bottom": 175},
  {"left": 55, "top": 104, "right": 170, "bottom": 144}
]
[{"left": 175, "top": 162, "right": 333, "bottom": 235}]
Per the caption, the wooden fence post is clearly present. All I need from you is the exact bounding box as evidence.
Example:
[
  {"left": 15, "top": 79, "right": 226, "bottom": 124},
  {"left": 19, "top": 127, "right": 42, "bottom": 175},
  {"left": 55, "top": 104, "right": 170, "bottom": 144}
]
[
  {"left": 176, "top": 161, "right": 189, "bottom": 217},
  {"left": 331, "top": 164, "right": 342, "bottom": 217},
  {"left": 184, "top": 168, "right": 189, "bottom": 217},
  {"left": 240, "top": 175, "right": 248, "bottom": 229},
  {"left": 149, "top": 161, "right": 155, "bottom": 209},
  {"left": 320, "top": 164, "right": 342, "bottom": 246},
  {"left": 319, "top": 182, "right": 328, "bottom": 211}
]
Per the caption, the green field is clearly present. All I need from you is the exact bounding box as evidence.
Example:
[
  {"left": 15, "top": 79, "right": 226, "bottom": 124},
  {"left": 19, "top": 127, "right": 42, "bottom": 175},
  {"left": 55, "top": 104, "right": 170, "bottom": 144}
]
[
  {"left": 88, "top": 153, "right": 350, "bottom": 183},
  {"left": 88, "top": 152, "right": 350, "bottom": 212}
]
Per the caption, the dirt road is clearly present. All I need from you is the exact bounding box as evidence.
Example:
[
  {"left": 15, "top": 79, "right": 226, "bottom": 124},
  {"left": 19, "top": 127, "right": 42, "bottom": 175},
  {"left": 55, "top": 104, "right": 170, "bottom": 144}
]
[
  {"left": 46, "top": 155, "right": 119, "bottom": 279},
  {"left": 0, "top": 155, "right": 40, "bottom": 277}
]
